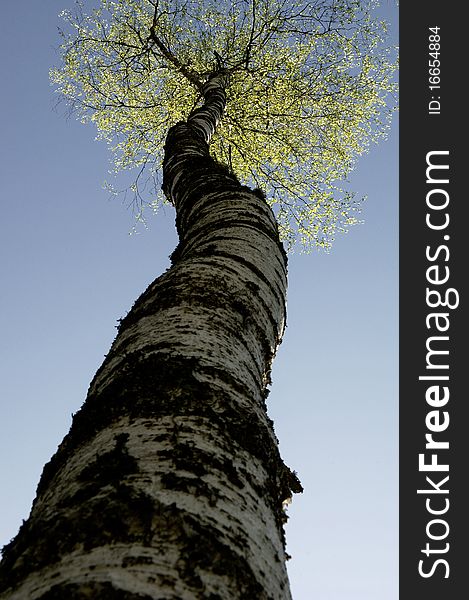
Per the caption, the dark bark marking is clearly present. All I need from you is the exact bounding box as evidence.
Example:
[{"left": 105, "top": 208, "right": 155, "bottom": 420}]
[
  {"left": 77, "top": 432, "right": 138, "bottom": 486},
  {"left": 36, "top": 581, "right": 154, "bottom": 599},
  {"left": 173, "top": 510, "right": 270, "bottom": 600},
  {"left": 157, "top": 440, "right": 245, "bottom": 506}
]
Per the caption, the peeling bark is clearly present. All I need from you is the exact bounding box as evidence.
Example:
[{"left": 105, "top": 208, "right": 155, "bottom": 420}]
[{"left": 0, "top": 74, "right": 301, "bottom": 599}]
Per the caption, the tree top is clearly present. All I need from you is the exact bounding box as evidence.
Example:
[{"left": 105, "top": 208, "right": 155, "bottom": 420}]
[{"left": 51, "top": 0, "right": 397, "bottom": 251}]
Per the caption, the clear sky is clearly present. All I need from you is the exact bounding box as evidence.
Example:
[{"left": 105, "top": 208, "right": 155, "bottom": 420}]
[{"left": 0, "top": 2, "right": 398, "bottom": 598}]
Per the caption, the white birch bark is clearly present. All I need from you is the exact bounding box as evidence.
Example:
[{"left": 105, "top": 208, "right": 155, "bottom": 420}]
[{"left": 0, "top": 73, "right": 301, "bottom": 600}]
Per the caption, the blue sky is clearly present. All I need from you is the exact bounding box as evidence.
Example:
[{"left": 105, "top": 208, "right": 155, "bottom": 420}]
[{"left": 0, "top": 2, "right": 398, "bottom": 598}]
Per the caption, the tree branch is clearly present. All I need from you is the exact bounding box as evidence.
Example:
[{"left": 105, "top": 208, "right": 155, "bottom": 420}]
[{"left": 148, "top": 6, "right": 204, "bottom": 92}]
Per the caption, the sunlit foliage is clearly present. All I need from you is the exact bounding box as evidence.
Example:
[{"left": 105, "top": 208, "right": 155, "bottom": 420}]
[{"left": 51, "top": 0, "right": 397, "bottom": 250}]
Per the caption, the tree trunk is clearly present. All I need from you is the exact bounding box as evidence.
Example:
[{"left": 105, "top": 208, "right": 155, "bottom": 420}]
[{"left": 0, "top": 74, "right": 301, "bottom": 600}]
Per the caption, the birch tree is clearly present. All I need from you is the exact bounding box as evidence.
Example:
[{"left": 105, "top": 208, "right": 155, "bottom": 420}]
[{"left": 0, "top": 1, "right": 396, "bottom": 598}]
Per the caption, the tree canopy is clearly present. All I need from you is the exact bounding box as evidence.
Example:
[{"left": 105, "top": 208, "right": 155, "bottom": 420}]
[{"left": 51, "top": 0, "right": 397, "bottom": 250}]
